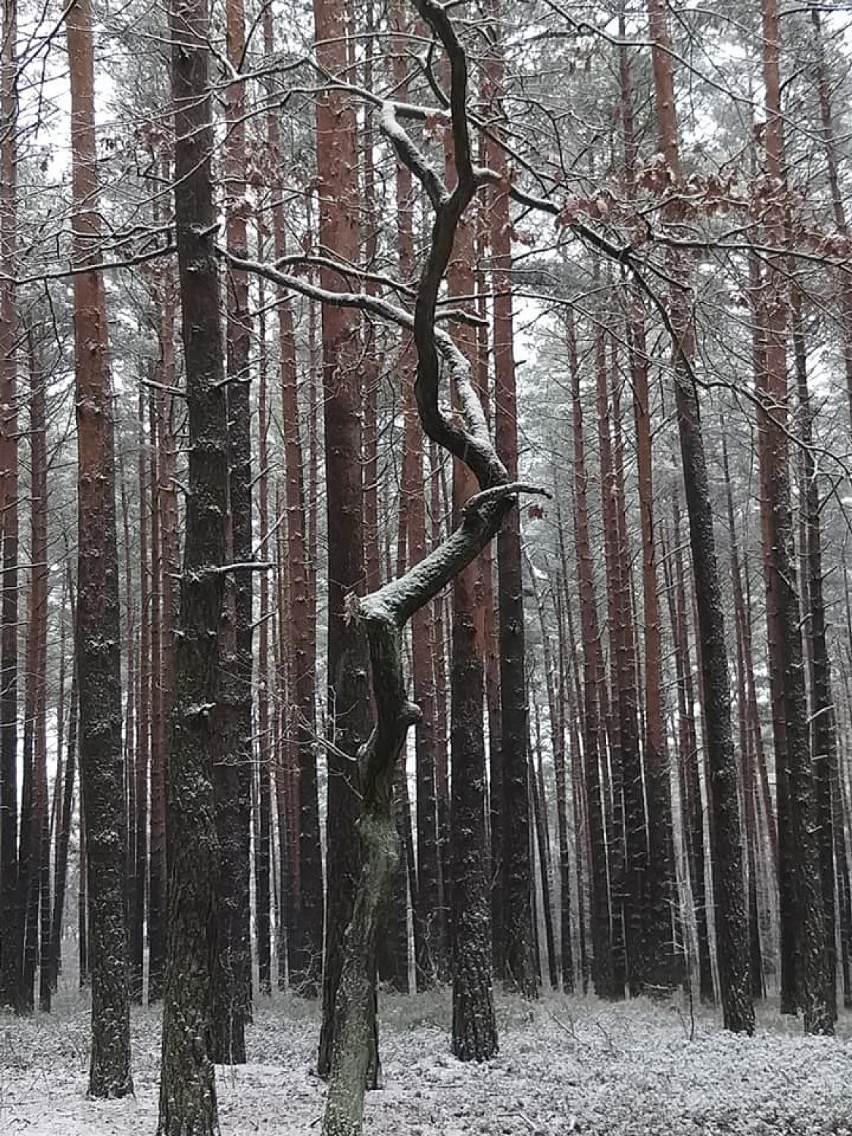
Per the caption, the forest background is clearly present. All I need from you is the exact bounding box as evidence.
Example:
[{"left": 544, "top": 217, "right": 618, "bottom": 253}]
[{"left": 1, "top": 0, "right": 852, "bottom": 1134}]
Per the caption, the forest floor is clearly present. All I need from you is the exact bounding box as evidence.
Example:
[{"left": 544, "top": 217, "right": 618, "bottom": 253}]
[{"left": 1, "top": 985, "right": 851, "bottom": 1135}]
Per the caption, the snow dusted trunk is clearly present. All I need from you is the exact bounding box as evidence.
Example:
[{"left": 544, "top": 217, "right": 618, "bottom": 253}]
[
  {"left": 792, "top": 295, "right": 838, "bottom": 1021},
  {"left": 255, "top": 246, "right": 273, "bottom": 997},
  {"left": 0, "top": 0, "right": 19, "bottom": 1014},
  {"left": 157, "top": 0, "right": 228, "bottom": 1125},
  {"left": 211, "top": 0, "right": 253, "bottom": 1064},
  {"left": 620, "top": 35, "right": 679, "bottom": 995},
  {"left": 646, "top": 0, "right": 753, "bottom": 1035},
  {"left": 484, "top": 2, "right": 536, "bottom": 1000},
  {"left": 566, "top": 310, "right": 615, "bottom": 1000},
  {"left": 67, "top": 0, "right": 133, "bottom": 1095},
  {"left": 758, "top": 0, "right": 831, "bottom": 1035}
]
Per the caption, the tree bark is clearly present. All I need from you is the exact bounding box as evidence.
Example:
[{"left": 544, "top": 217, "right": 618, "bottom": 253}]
[
  {"left": 255, "top": 248, "right": 272, "bottom": 996},
  {"left": 485, "top": 0, "right": 536, "bottom": 998},
  {"left": 758, "top": 0, "right": 831, "bottom": 1034},
  {"left": 314, "top": 0, "right": 374, "bottom": 1081},
  {"left": 793, "top": 291, "right": 838, "bottom": 1021},
  {"left": 0, "top": 0, "right": 19, "bottom": 1012},
  {"left": 566, "top": 310, "right": 615, "bottom": 999},
  {"left": 157, "top": 0, "right": 228, "bottom": 1125},
  {"left": 211, "top": 0, "right": 253, "bottom": 1062},
  {"left": 68, "top": 0, "right": 132, "bottom": 1092},
  {"left": 646, "top": 0, "right": 753, "bottom": 1035}
]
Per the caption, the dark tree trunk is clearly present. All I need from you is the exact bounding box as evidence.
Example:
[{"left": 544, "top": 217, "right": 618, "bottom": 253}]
[
  {"left": 626, "top": 285, "right": 678, "bottom": 995},
  {"left": 130, "top": 389, "right": 149, "bottom": 1006},
  {"left": 721, "top": 434, "right": 765, "bottom": 1000},
  {"left": 27, "top": 328, "right": 50, "bottom": 1015},
  {"left": 530, "top": 700, "right": 558, "bottom": 990},
  {"left": 530, "top": 564, "right": 573, "bottom": 991},
  {"left": 212, "top": 0, "right": 253, "bottom": 1062},
  {"left": 78, "top": 816, "right": 88, "bottom": 988},
  {"left": 264, "top": 4, "right": 323, "bottom": 999},
  {"left": 663, "top": 502, "right": 714, "bottom": 1004},
  {"left": 255, "top": 254, "right": 272, "bottom": 997},
  {"left": 647, "top": 0, "right": 753, "bottom": 1035},
  {"left": 68, "top": 0, "right": 132, "bottom": 1091},
  {"left": 157, "top": 0, "right": 228, "bottom": 1126},
  {"left": 793, "top": 293, "right": 838, "bottom": 1021},
  {"left": 566, "top": 311, "right": 615, "bottom": 999},
  {"left": 484, "top": 8, "right": 535, "bottom": 999},
  {"left": 49, "top": 602, "right": 77, "bottom": 993},
  {"left": 0, "top": 0, "right": 19, "bottom": 1013},
  {"left": 758, "top": 0, "right": 831, "bottom": 1035},
  {"left": 595, "top": 316, "right": 644, "bottom": 997}
]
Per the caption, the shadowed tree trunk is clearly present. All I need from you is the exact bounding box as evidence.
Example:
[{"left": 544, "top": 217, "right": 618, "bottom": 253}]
[
  {"left": 721, "top": 431, "right": 765, "bottom": 999},
  {"left": 264, "top": 2, "right": 323, "bottom": 998},
  {"left": 27, "top": 327, "right": 50, "bottom": 1015},
  {"left": 663, "top": 501, "right": 713, "bottom": 1004},
  {"left": 131, "top": 389, "right": 149, "bottom": 1005},
  {"left": 212, "top": 0, "right": 253, "bottom": 1062},
  {"left": 255, "top": 249, "right": 272, "bottom": 996},
  {"left": 485, "top": 0, "right": 536, "bottom": 999},
  {"left": 0, "top": 0, "right": 18, "bottom": 1012},
  {"left": 440, "top": 52, "right": 498, "bottom": 1060},
  {"left": 566, "top": 310, "right": 615, "bottom": 999},
  {"left": 646, "top": 0, "right": 753, "bottom": 1035},
  {"left": 67, "top": 0, "right": 132, "bottom": 1093},
  {"left": 757, "top": 0, "right": 831, "bottom": 1035},
  {"left": 156, "top": 0, "right": 229, "bottom": 1125},
  {"left": 528, "top": 562, "right": 573, "bottom": 990},
  {"left": 792, "top": 290, "right": 838, "bottom": 1022},
  {"left": 50, "top": 600, "right": 77, "bottom": 993}
]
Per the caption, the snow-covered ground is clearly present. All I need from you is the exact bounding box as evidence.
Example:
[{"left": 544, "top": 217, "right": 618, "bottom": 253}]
[{"left": 2, "top": 989, "right": 851, "bottom": 1134}]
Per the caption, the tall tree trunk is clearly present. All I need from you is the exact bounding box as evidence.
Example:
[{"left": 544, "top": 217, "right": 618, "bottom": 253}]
[
  {"left": 758, "top": 0, "right": 831, "bottom": 1034},
  {"left": 255, "top": 251, "right": 272, "bottom": 996},
  {"left": 157, "top": 0, "right": 228, "bottom": 1125},
  {"left": 0, "top": 0, "right": 18, "bottom": 1012},
  {"left": 529, "top": 563, "right": 573, "bottom": 990},
  {"left": 265, "top": 5, "right": 323, "bottom": 997},
  {"left": 646, "top": 0, "right": 753, "bottom": 1034},
  {"left": 212, "top": 0, "right": 253, "bottom": 1062},
  {"left": 484, "top": 1, "right": 535, "bottom": 998},
  {"left": 132, "top": 387, "right": 149, "bottom": 1005},
  {"left": 721, "top": 433, "right": 765, "bottom": 999},
  {"left": 566, "top": 311, "right": 615, "bottom": 999},
  {"left": 595, "top": 315, "right": 644, "bottom": 996},
  {"left": 443, "top": 94, "right": 498, "bottom": 1066},
  {"left": 49, "top": 568, "right": 77, "bottom": 993},
  {"left": 530, "top": 695, "right": 558, "bottom": 990},
  {"left": 27, "top": 328, "right": 50, "bottom": 1014},
  {"left": 792, "top": 291, "right": 838, "bottom": 1020},
  {"left": 431, "top": 445, "right": 451, "bottom": 977},
  {"left": 663, "top": 502, "right": 714, "bottom": 1003},
  {"left": 314, "top": 0, "right": 374, "bottom": 1082},
  {"left": 68, "top": 0, "right": 132, "bottom": 1091}
]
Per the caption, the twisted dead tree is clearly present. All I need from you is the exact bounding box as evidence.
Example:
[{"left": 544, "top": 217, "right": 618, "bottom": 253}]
[
  {"left": 225, "top": 4, "right": 545, "bottom": 1131},
  {"left": 318, "top": 1, "right": 548, "bottom": 1128}
]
